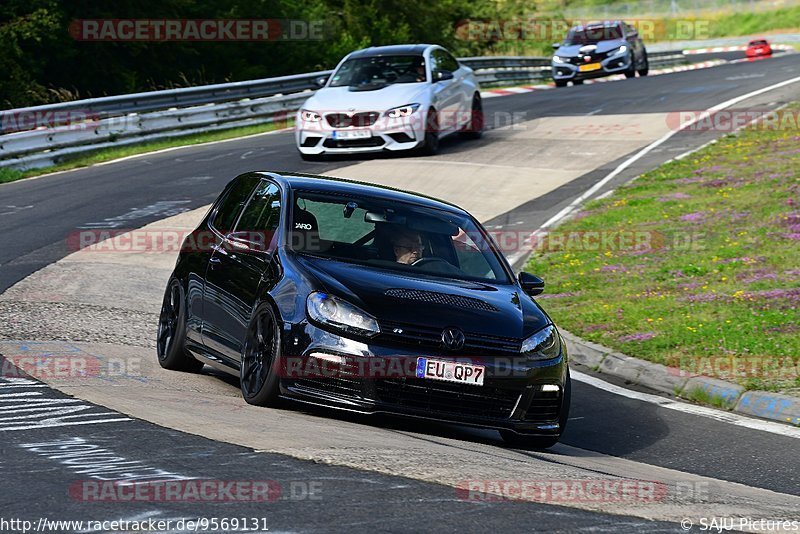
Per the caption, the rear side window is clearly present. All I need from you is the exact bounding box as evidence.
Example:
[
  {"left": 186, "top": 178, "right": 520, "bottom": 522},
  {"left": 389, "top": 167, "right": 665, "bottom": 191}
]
[
  {"left": 235, "top": 181, "right": 282, "bottom": 239},
  {"left": 212, "top": 175, "right": 259, "bottom": 234}
]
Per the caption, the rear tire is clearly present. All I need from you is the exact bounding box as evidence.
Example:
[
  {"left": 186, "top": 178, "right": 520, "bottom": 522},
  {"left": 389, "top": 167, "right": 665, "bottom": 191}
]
[
  {"left": 460, "top": 94, "right": 483, "bottom": 140},
  {"left": 500, "top": 372, "right": 572, "bottom": 449},
  {"left": 240, "top": 304, "right": 282, "bottom": 407},
  {"left": 156, "top": 279, "right": 204, "bottom": 373},
  {"left": 416, "top": 109, "right": 440, "bottom": 156}
]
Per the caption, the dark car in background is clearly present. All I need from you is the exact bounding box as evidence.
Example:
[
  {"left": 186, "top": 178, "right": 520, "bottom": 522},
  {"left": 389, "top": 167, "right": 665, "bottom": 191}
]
[
  {"left": 156, "top": 171, "right": 571, "bottom": 448},
  {"left": 552, "top": 20, "right": 649, "bottom": 87}
]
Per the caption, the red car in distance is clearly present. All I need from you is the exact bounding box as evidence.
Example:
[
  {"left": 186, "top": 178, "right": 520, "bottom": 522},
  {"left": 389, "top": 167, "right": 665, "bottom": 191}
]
[{"left": 746, "top": 39, "right": 772, "bottom": 57}]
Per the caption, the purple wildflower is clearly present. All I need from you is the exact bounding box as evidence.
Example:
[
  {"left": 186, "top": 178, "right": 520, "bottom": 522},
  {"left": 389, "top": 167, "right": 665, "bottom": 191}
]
[
  {"left": 619, "top": 332, "right": 657, "bottom": 342},
  {"left": 680, "top": 212, "right": 706, "bottom": 222}
]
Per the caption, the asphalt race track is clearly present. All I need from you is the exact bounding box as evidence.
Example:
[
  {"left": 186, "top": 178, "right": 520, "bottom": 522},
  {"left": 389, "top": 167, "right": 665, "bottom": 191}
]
[{"left": 1, "top": 51, "right": 799, "bottom": 532}]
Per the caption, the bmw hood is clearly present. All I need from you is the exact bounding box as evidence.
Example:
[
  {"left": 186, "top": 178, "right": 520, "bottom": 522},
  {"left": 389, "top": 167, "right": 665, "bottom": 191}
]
[
  {"left": 555, "top": 38, "right": 627, "bottom": 58},
  {"left": 296, "top": 255, "right": 549, "bottom": 339},
  {"left": 301, "top": 83, "right": 428, "bottom": 114}
]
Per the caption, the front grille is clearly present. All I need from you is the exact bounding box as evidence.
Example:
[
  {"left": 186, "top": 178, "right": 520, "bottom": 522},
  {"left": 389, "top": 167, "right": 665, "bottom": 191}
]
[
  {"left": 524, "top": 388, "right": 561, "bottom": 423},
  {"left": 326, "top": 112, "right": 379, "bottom": 128},
  {"left": 385, "top": 288, "right": 499, "bottom": 312},
  {"left": 323, "top": 137, "right": 385, "bottom": 149},
  {"left": 374, "top": 377, "right": 521, "bottom": 419},
  {"left": 378, "top": 320, "right": 521, "bottom": 354}
]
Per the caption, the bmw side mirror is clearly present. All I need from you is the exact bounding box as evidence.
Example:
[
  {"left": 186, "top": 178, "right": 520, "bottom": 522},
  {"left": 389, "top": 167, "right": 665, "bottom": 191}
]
[
  {"left": 552, "top": 43, "right": 561, "bottom": 50},
  {"left": 433, "top": 70, "right": 454, "bottom": 82},
  {"left": 314, "top": 76, "right": 328, "bottom": 88},
  {"left": 519, "top": 272, "right": 545, "bottom": 296}
]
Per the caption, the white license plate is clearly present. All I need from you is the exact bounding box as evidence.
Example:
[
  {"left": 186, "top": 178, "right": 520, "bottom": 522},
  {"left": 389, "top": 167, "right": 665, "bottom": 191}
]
[
  {"left": 332, "top": 129, "right": 371, "bottom": 140},
  {"left": 416, "top": 357, "right": 485, "bottom": 386}
]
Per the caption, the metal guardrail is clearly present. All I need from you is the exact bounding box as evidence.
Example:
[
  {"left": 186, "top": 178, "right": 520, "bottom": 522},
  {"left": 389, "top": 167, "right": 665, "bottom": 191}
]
[{"left": 0, "top": 52, "right": 688, "bottom": 170}]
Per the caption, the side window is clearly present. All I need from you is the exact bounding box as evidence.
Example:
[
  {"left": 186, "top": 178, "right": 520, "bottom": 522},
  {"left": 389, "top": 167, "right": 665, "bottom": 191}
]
[
  {"left": 443, "top": 52, "right": 459, "bottom": 72},
  {"left": 211, "top": 175, "right": 260, "bottom": 234},
  {"left": 234, "top": 181, "right": 281, "bottom": 246},
  {"left": 431, "top": 50, "right": 458, "bottom": 73}
]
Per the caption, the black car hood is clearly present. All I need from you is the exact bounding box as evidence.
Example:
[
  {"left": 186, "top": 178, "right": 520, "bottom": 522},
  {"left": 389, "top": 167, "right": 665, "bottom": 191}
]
[
  {"left": 555, "top": 38, "right": 626, "bottom": 57},
  {"left": 297, "top": 255, "right": 550, "bottom": 339}
]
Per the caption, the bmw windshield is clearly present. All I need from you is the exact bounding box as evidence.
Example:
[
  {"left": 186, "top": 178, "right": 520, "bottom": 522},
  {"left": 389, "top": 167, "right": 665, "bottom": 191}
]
[
  {"left": 329, "top": 55, "right": 426, "bottom": 90},
  {"left": 289, "top": 191, "right": 510, "bottom": 284}
]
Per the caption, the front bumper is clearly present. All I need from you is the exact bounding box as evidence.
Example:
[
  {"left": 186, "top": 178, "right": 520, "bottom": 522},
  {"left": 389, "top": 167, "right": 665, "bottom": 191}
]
[
  {"left": 277, "top": 321, "right": 569, "bottom": 435},
  {"left": 552, "top": 52, "right": 632, "bottom": 81},
  {"left": 296, "top": 110, "right": 426, "bottom": 155}
]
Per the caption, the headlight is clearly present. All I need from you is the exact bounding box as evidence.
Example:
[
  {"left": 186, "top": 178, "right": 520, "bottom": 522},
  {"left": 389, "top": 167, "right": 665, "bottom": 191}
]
[
  {"left": 553, "top": 55, "right": 565, "bottom": 63},
  {"left": 300, "top": 109, "right": 322, "bottom": 122},
  {"left": 385, "top": 103, "right": 420, "bottom": 118},
  {"left": 307, "top": 292, "right": 380, "bottom": 337},
  {"left": 521, "top": 325, "right": 561, "bottom": 360},
  {"left": 608, "top": 45, "right": 628, "bottom": 56}
]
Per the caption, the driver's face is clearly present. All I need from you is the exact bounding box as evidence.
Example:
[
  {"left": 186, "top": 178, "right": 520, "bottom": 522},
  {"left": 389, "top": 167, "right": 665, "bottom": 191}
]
[{"left": 394, "top": 236, "right": 423, "bottom": 264}]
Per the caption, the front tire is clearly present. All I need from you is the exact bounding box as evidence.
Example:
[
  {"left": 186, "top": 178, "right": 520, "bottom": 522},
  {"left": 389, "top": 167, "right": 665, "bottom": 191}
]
[
  {"left": 240, "top": 304, "right": 281, "bottom": 407},
  {"left": 554, "top": 79, "right": 567, "bottom": 88},
  {"left": 500, "top": 373, "right": 572, "bottom": 449},
  {"left": 460, "top": 94, "right": 483, "bottom": 139},
  {"left": 637, "top": 51, "right": 649, "bottom": 76},
  {"left": 157, "top": 278, "right": 204, "bottom": 372},
  {"left": 300, "top": 152, "right": 325, "bottom": 162},
  {"left": 416, "top": 109, "right": 440, "bottom": 156},
  {"left": 625, "top": 54, "right": 637, "bottom": 78}
]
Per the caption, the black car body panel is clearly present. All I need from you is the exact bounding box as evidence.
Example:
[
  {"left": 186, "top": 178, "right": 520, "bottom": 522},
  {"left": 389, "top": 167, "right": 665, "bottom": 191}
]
[{"left": 167, "top": 171, "right": 569, "bottom": 437}]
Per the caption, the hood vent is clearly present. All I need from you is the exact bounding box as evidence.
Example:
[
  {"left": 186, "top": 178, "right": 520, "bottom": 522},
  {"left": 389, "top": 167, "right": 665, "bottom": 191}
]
[{"left": 385, "top": 288, "right": 498, "bottom": 312}]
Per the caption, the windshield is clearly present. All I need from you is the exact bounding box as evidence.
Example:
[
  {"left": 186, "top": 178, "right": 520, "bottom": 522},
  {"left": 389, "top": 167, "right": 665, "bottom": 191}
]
[
  {"left": 289, "top": 191, "right": 510, "bottom": 284},
  {"left": 329, "top": 55, "right": 427, "bottom": 89},
  {"left": 564, "top": 24, "right": 623, "bottom": 45}
]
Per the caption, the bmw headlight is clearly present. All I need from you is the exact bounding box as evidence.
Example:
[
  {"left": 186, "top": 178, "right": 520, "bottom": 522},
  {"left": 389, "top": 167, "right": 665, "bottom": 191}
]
[
  {"left": 385, "top": 103, "right": 420, "bottom": 118},
  {"left": 521, "top": 325, "right": 561, "bottom": 361},
  {"left": 300, "top": 109, "right": 322, "bottom": 122},
  {"left": 307, "top": 292, "right": 380, "bottom": 337},
  {"left": 553, "top": 55, "right": 565, "bottom": 63}
]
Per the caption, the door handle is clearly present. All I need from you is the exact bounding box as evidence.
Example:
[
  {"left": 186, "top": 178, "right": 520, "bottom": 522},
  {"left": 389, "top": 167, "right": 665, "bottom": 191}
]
[{"left": 209, "top": 256, "right": 222, "bottom": 264}]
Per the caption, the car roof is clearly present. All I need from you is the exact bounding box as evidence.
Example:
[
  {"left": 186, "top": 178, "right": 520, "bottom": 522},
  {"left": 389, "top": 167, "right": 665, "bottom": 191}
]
[
  {"left": 571, "top": 21, "right": 623, "bottom": 31},
  {"left": 258, "top": 172, "right": 467, "bottom": 214},
  {"left": 347, "top": 44, "right": 433, "bottom": 58}
]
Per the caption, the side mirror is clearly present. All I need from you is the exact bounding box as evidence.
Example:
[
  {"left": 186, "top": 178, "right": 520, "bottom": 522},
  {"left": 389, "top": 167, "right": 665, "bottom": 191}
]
[
  {"left": 552, "top": 43, "right": 561, "bottom": 50},
  {"left": 314, "top": 76, "right": 328, "bottom": 88},
  {"left": 433, "top": 70, "right": 454, "bottom": 82},
  {"left": 518, "top": 272, "right": 545, "bottom": 296}
]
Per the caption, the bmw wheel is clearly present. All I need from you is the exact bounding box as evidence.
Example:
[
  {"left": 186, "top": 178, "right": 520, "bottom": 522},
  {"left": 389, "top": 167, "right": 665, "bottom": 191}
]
[
  {"left": 157, "top": 278, "right": 204, "bottom": 372},
  {"left": 461, "top": 94, "right": 483, "bottom": 139},
  {"left": 638, "top": 51, "right": 649, "bottom": 76},
  {"left": 240, "top": 304, "right": 281, "bottom": 407},
  {"left": 417, "top": 109, "right": 440, "bottom": 156}
]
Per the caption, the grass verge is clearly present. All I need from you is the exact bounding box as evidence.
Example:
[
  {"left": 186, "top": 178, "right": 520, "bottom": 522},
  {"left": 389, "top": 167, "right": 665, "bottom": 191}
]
[
  {"left": 0, "top": 120, "right": 292, "bottom": 185},
  {"left": 526, "top": 106, "right": 800, "bottom": 393}
]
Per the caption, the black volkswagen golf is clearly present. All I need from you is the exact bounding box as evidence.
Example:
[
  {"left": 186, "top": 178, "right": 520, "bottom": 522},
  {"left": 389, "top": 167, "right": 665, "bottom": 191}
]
[{"left": 157, "top": 171, "right": 570, "bottom": 448}]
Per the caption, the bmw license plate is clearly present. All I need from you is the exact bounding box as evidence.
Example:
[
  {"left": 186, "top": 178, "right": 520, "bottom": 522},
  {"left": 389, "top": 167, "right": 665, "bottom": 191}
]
[
  {"left": 579, "top": 63, "right": 602, "bottom": 72},
  {"left": 332, "top": 129, "right": 371, "bottom": 140},
  {"left": 416, "top": 357, "right": 485, "bottom": 386}
]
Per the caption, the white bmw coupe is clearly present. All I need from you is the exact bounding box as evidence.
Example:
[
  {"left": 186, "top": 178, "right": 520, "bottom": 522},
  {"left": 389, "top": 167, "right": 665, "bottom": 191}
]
[{"left": 295, "top": 44, "right": 482, "bottom": 160}]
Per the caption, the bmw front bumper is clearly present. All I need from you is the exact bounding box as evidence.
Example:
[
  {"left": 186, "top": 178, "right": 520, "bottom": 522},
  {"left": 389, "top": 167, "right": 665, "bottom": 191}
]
[
  {"left": 277, "top": 321, "right": 569, "bottom": 436},
  {"left": 296, "top": 110, "right": 427, "bottom": 155}
]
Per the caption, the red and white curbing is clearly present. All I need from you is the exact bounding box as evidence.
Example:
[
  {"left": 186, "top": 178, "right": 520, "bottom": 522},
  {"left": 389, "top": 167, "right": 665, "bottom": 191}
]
[
  {"left": 481, "top": 59, "right": 726, "bottom": 98},
  {"left": 684, "top": 43, "right": 794, "bottom": 54}
]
